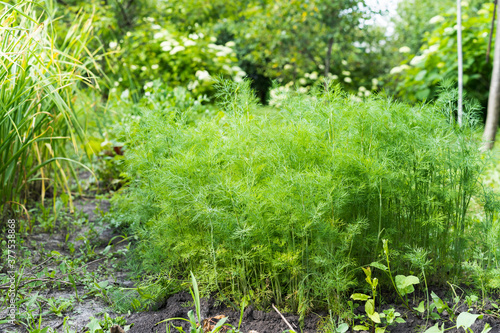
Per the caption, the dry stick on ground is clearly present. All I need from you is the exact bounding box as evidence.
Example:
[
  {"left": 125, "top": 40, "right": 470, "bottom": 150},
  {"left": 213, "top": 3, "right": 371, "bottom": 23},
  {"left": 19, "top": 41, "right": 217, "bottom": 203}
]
[{"left": 271, "top": 304, "right": 295, "bottom": 332}]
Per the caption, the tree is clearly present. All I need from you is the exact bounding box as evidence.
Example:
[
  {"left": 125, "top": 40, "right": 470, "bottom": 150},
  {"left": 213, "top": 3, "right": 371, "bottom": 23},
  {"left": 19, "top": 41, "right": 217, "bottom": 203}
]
[{"left": 160, "top": 0, "right": 390, "bottom": 100}]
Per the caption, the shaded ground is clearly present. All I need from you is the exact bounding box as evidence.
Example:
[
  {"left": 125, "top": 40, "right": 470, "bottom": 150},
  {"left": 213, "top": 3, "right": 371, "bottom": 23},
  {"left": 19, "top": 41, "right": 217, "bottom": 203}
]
[
  {"left": 128, "top": 291, "right": 320, "bottom": 333},
  {"left": 126, "top": 294, "right": 500, "bottom": 333}
]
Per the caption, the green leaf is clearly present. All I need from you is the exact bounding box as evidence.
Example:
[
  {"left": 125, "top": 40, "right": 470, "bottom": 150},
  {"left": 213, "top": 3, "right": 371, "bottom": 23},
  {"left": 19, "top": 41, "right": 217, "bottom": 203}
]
[
  {"left": 415, "top": 70, "right": 428, "bottom": 81},
  {"left": 336, "top": 323, "right": 349, "bottom": 333},
  {"left": 187, "top": 310, "right": 196, "bottom": 324},
  {"left": 190, "top": 271, "right": 201, "bottom": 323},
  {"left": 365, "top": 299, "right": 375, "bottom": 315},
  {"left": 351, "top": 293, "right": 371, "bottom": 301},
  {"left": 210, "top": 316, "right": 227, "bottom": 332},
  {"left": 405, "top": 275, "right": 419, "bottom": 285},
  {"left": 367, "top": 311, "right": 381, "bottom": 324},
  {"left": 456, "top": 312, "right": 482, "bottom": 331},
  {"left": 481, "top": 323, "right": 492, "bottom": 333},
  {"left": 424, "top": 323, "right": 444, "bottom": 333},
  {"left": 395, "top": 275, "right": 419, "bottom": 295},
  {"left": 395, "top": 275, "right": 419, "bottom": 289},
  {"left": 353, "top": 325, "right": 369, "bottom": 331},
  {"left": 415, "top": 88, "right": 431, "bottom": 100},
  {"left": 431, "top": 291, "right": 448, "bottom": 313},
  {"left": 414, "top": 301, "right": 425, "bottom": 313},
  {"left": 97, "top": 280, "right": 109, "bottom": 289},
  {"left": 375, "top": 327, "right": 386, "bottom": 333},
  {"left": 370, "top": 262, "right": 388, "bottom": 271},
  {"left": 86, "top": 317, "right": 103, "bottom": 333}
]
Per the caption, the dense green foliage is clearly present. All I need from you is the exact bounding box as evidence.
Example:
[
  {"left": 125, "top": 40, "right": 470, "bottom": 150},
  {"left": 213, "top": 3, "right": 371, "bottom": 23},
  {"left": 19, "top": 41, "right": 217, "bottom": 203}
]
[
  {"left": 48, "top": 0, "right": 394, "bottom": 102},
  {"left": 113, "top": 80, "right": 496, "bottom": 313},
  {"left": 389, "top": 2, "right": 495, "bottom": 107},
  {"left": 0, "top": 2, "right": 95, "bottom": 218}
]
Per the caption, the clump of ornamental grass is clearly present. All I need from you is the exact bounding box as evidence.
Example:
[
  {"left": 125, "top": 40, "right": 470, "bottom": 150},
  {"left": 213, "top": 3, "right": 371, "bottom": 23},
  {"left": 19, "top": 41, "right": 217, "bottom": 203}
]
[
  {"left": 0, "top": 2, "right": 96, "bottom": 224},
  {"left": 114, "top": 79, "right": 489, "bottom": 314}
]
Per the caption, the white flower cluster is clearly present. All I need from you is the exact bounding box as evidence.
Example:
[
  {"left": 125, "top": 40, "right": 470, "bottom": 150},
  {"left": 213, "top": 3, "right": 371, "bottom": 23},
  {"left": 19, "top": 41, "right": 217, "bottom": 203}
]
[
  {"left": 429, "top": 15, "right": 445, "bottom": 24},
  {"left": 208, "top": 43, "right": 234, "bottom": 58},
  {"left": 399, "top": 46, "right": 411, "bottom": 53},
  {"left": 357, "top": 86, "right": 371, "bottom": 97},
  {"left": 328, "top": 73, "right": 338, "bottom": 80},
  {"left": 390, "top": 64, "right": 411, "bottom": 74},
  {"left": 269, "top": 86, "right": 291, "bottom": 107},
  {"left": 304, "top": 71, "right": 318, "bottom": 80},
  {"left": 195, "top": 70, "right": 211, "bottom": 81}
]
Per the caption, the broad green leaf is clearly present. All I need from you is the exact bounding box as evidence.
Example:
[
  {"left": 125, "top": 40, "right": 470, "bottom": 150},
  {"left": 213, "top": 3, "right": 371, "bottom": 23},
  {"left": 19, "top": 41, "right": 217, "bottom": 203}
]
[
  {"left": 414, "top": 301, "right": 425, "bottom": 313},
  {"left": 456, "top": 312, "right": 482, "bottom": 331},
  {"left": 86, "top": 317, "right": 102, "bottom": 333},
  {"left": 415, "top": 88, "right": 431, "bottom": 100},
  {"left": 395, "top": 275, "right": 419, "bottom": 290},
  {"left": 97, "top": 280, "right": 109, "bottom": 289},
  {"left": 405, "top": 275, "right": 420, "bottom": 285},
  {"left": 365, "top": 299, "right": 375, "bottom": 315},
  {"left": 415, "top": 70, "right": 428, "bottom": 81},
  {"left": 375, "top": 327, "right": 386, "bottom": 333},
  {"left": 353, "top": 325, "right": 369, "bottom": 331},
  {"left": 210, "top": 316, "right": 227, "bottom": 332},
  {"left": 367, "top": 311, "right": 381, "bottom": 324},
  {"left": 431, "top": 291, "right": 448, "bottom": 313},
  {"left": 370, "top": 262, "right": 388, "bottom": 271},
  {"left": 336, "top": 323, "right": 349, "bottom": 333},
  {"left": 395, "top": 275, "right": 406, "bottom": 289},
  {"left": 424, "top": 323, "right": 444, "bottom": 333},
  {"left": 351, "top": 293, "right": 370, "bottom": 301}
]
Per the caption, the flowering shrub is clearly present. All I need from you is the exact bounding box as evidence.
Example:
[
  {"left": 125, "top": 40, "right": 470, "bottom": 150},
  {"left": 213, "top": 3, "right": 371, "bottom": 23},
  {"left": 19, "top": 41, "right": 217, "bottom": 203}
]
[
  {"left": 389, "top": 2, "right": 494, "bottom": 105},
  {"left": 107, "top": 18, "right": 245, "bottom": 97}
]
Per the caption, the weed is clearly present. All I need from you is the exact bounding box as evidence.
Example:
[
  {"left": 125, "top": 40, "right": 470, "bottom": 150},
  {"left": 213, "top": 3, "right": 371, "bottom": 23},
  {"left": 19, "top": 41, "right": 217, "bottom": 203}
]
[
  {"left": 350, "top": 266, "right": 405, "bottom": 333},
  {"left": 86, "top": 313, "right": 132, "bottom": 332},
  {"left": 158, "top": 272, "right": 230, "bottom": 333},
  {"left": 46, "top": 296, "right": 73, "bottom": 317}
]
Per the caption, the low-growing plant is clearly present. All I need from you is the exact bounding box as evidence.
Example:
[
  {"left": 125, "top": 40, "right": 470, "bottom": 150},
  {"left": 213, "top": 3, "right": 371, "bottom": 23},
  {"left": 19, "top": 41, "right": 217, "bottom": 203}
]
[
  {"left": 115, "top": 79, "right": 491, "bottom": 312},
  {"left": 158, "top": 272, "right": 229, "bottom": 333},
  {"left": 86, "top": 313, "right": 132, "bottom": 333},
  {"left": 350, "top": 266, "right": 405, "bottom": 333},
  {"left": 46, "top": 297, "right": 73, "bottom": 317}
]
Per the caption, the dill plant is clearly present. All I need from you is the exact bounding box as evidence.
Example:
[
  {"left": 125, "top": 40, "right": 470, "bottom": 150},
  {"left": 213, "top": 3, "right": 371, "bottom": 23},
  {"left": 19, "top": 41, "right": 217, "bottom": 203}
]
[{"left": 115, "top": 79, "right": 488, "bottom": 313}]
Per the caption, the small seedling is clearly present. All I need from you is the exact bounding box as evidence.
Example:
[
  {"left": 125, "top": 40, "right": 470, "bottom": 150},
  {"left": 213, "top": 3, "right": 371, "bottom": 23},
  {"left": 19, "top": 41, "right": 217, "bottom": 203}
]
[{"left": 158, "top": 272, "right": 229, "bottom": 333}]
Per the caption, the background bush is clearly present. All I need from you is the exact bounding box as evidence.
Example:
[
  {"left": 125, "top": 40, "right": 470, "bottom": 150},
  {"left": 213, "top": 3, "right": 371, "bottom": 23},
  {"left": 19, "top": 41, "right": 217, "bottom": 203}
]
[{"left": 388, "top": 2, "right": 494, "bottom": 109}]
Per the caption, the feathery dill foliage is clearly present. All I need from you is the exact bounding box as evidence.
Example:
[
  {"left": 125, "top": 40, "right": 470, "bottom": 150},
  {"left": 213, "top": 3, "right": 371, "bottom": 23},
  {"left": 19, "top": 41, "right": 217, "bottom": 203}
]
[
  {"left": 115, "top": 79, "right": 486, "bottom": 312},
  {"left": 0, "top": 2, "right": 96, "bottom": 219}
]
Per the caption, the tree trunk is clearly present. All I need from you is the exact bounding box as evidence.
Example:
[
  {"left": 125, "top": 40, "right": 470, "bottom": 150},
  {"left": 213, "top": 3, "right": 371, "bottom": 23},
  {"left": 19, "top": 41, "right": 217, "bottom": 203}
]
[{"left": 483, "top": 8, "right": 500, "bottom": 150}]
